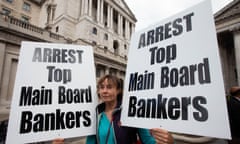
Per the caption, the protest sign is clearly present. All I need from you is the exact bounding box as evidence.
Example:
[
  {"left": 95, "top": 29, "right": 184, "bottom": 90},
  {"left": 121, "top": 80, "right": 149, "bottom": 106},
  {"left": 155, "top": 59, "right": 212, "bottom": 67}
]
[
  {"left": 121, "top": 0, "right": 231, "bottom": 139},
  {"left": 6, "top": 42, "right": 97, "bottom": 143}
]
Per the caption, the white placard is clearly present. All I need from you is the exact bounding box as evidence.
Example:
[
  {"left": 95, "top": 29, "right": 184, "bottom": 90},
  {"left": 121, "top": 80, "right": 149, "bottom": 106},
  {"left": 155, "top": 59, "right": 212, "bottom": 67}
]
[
  {"left": 6, "top": 42, "right": 98, "bottom": 143},
  {"left": 121, "top": 0, "right": 231, "bottom": 139}
]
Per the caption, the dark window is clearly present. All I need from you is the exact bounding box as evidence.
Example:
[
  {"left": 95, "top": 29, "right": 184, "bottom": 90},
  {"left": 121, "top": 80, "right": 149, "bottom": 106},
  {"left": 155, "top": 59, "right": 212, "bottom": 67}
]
[
  {"left": 92, "top": 27, "right": 97, "bottom": 35},
  {"left": 21, "top": 16, "right": 29, "bottom": 22},
  {"left": 2, "top": 8, "right": 11, "bottom": 15},
  {"left": 92, "top": 41, "right": 97, "bottom": 46},
  {"left": 23, "top": 2, "right": 31, "bottom": 12},
  {"left": 96, "top": 67, "right": 101, "bottom": 77},
  {"left": 104, "top": 46, "right": 108, "bottom": 52},
  {"left": 0, "top": 120, "right": 8, "bottom": 144},
  {"left": 104, "top": 34, "right": 108, "bottom": 40},
  {"left": 56, "top": 26, "right": 59, "bottom": 32},
  {"left": 113, "top": 40, "right": 119, "bottom": 55}
]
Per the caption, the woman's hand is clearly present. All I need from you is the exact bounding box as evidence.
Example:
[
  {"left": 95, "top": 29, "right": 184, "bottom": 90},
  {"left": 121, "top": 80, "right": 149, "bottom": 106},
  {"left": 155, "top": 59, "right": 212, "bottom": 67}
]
[
  {"left": 52, "top": 138, "right": 64, "bottom": 144},
  {"left": 150, "top": 128, "right": 174, "bottom": 144}
]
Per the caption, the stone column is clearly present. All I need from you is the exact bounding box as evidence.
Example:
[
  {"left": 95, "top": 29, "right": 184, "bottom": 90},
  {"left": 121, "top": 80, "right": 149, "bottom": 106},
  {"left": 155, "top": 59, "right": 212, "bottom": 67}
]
[
  {"left": 125, "top": 20, "right": 129, "bottom": 39},
  {"left": 88, "top": 0, "right": 92, "bottom": 17},
  {"left": 100, "top": 0, "right": 104, "bottom": 24},
  {"left": 118, "top": 13, "right": 121, "bottom": 34},
  {"left": 107, "top": 4, "right": 111, "bottom": 28},
  {"left": 97, "top": 0, "right": 101, "bottom": 22},
  {"left": 105, "top": 66, "right": 109, "bottom": 75},
  {"left": 132, "top": 23, "right": 135, "bottom": 33},
  {"left": 110, "top": 7, "right": 113, "bottom": 29},
  {"left": 0, "top": 43, "right": 5, "bottom": 90},
  {"left": 129, "top": 22, "right": 132, "bottom": 38},
  {"left": 120, "top": 15, "right": 123, "bottom": 36},
  {"left": 81, "top": 0, "right": 85, "bottom": 16},
  {"left": 129, "top": 23, "right": 135, "bottom": 37},
  {"left": 47, "top": 4, "right": 55, "bottom": 24},
  {"left": 78, "top": 0, "right": 82, "bottom": 18},
  {"left": 46, "top": 5, "right": 52, "bottom": 23},
  {"left": 233, "top": 30, "right": 240, "bottom": 85},
  {"left": 83, "top": 0, "right": 88, "bottom": 15},
  {"left": 46, "top": 3, "right": 56, "bottom": 29},
  {"left": 51, "top": 5, "right": 56, "bottom": 20}
]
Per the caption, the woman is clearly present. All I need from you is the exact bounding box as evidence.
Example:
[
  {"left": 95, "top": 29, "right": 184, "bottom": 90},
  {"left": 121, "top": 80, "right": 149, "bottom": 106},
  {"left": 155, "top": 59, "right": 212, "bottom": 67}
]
[
  {"left": 53, "top": 75, "right": 174, "bottom": 144},
  {"left": 86, "top": 74, "right": 174, "bottom": 144}
]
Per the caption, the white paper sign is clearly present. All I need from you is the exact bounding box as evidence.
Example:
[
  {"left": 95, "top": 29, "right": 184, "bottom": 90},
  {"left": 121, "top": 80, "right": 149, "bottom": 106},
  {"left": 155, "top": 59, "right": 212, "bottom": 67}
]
[
  {"left": 6, "top": 42, "right": 98, "bottom": 144},
  {"left": 121, "top": 0, "right": 231, "bottom": 139}
]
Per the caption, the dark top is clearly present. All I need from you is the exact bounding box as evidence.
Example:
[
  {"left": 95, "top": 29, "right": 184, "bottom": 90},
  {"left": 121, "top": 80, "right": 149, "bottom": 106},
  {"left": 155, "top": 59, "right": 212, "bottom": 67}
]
[{"left": 227, "top": 96, "right": 240, "bottom": 137}]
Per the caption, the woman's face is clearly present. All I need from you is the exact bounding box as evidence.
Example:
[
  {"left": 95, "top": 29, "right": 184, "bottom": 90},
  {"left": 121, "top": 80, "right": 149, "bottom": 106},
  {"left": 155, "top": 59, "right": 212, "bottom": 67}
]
[{"left": 98, "top": 78, "right": 119, "bottom": 103}]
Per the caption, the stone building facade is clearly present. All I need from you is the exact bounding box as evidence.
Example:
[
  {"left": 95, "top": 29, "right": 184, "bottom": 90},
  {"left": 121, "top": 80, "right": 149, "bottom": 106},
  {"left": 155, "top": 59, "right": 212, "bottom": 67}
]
[
  {"left": 0, "top": 0, "right": 136, "bottom": 143},
  {"left": 215, "top": 0, "right": 240, "bottom": 93},
  {"left": 0, "top": 0, "right": 240, "bottom": 143}
]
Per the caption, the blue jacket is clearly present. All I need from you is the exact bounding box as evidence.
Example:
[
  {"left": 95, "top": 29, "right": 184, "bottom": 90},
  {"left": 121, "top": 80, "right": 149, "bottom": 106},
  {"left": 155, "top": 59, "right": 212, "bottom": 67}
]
[{"left": 86, "top": 102, "right": 156, "bottom": 144}]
